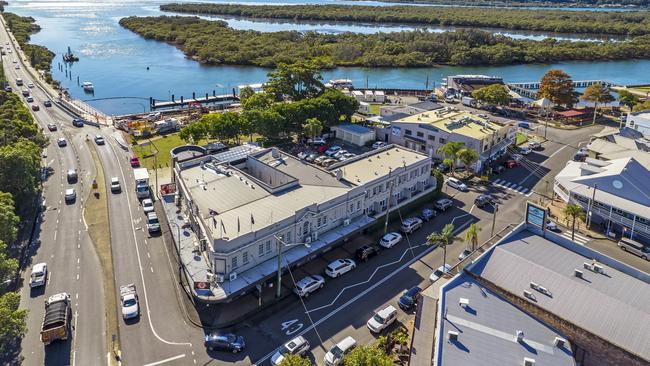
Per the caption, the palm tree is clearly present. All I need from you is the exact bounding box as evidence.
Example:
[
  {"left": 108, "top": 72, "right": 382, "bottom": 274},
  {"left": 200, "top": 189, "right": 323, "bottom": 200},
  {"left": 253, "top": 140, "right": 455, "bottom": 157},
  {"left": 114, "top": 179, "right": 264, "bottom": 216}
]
[
  {"left": 465, "top": 223, "right": 481, "bottom": 251},
  {"left": 437, "top": 141, "right": 465, "bottom": 175},
  {"left": 563, "top": 203, "right": 586, "bottom": 241},
  {"left": 302, "top": 117, "right": 323, "bottom": 140},
  {"left": 427, "top": 223, "right": 456, "bottom": 269}
]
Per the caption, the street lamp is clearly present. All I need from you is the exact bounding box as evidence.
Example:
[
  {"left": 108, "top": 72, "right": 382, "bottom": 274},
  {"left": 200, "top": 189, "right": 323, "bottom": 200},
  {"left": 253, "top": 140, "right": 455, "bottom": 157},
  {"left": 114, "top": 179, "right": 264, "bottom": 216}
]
[{"left": 274, "top": 234, "right": 311, "bottom": 298}]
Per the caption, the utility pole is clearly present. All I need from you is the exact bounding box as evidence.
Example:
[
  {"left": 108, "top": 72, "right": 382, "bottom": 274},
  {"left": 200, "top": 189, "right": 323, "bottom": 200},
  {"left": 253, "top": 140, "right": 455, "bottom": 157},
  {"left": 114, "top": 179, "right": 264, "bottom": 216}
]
[
  {"left": 276, "top": 241, "right": 283, "bottom": 298},
  {"left": 491, "top": 203, "right": 498, "bottom": 237},
  {"left": 544, "top": 118, "right": 549, "bottom": 140},
  {"left": 384, "top": 181, "right": 394, "bottom": 234},
  {"left": 586, "top": 184, "right": 598, "bottom": 228}
]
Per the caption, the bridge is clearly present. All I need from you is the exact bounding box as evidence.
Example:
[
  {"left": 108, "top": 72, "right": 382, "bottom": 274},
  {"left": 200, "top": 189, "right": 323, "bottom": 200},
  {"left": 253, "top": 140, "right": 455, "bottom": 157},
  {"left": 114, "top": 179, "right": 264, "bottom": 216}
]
[{"left": 507, "top": 80, "right": 619, "bottom": 99}]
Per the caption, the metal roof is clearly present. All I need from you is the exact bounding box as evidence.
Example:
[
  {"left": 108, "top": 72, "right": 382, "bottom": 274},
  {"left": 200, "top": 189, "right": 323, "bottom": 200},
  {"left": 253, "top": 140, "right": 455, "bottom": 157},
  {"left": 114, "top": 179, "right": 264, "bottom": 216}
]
[{"left": 468, "top": 229, "right": 650, "bottom": 361}]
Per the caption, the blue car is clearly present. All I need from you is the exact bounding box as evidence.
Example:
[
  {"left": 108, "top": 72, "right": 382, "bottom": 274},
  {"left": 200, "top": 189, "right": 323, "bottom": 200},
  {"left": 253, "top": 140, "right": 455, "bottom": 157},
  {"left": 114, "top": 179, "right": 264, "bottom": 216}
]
[
  {"left": 398, "top": 287, "right": 422, "bottom": 311},
  {"left": 421, "top": 208, "right": 436, "bottom": 222},
  {"left": 518, "top": 121, "right": 530, "bottom": 129},
  {"left": 204, "top": 333, "right": 245, "bottom": 353}
]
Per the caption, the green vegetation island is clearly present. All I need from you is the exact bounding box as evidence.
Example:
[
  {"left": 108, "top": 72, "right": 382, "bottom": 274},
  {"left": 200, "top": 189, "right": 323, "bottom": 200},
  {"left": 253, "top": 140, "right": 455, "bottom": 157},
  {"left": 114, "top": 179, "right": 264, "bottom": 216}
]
[
  {"left": 160, "top": 3, "right": 650, "bottom": 36},
  {"left": 343, "top": 0, "right": 648, "bottom": 7},
  {"left": 119, "top": 15, "right": 650, "bottom": 68}
]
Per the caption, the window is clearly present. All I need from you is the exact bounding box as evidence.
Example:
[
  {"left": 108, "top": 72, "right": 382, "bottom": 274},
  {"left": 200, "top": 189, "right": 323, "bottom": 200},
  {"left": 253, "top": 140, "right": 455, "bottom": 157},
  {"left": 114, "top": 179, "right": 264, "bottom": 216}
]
[
  {"left": 410, "top": 170, "right": 417, "bottom": 179},
  {"left": 349, "top": 203, "right": 354, "bottom": 212},
  {"left": 405, "top": 129, "right": 412, "bottom": 136},
  {"left": 231, "top": 256, "right": 238, "bottom": 269},
  {"left": 286, "top": 231, "right": 292, "bottom": 243},
  {"left": 427, "top": 135, "right": 435, "bottom": 141},
  {"left": 258, "top": 244, "right": 264, "bottom": 257},
  {"left": 439, "top": 138, "right": 446, "bottom": 144},
  {"left": 416, "top": 131, "right": 424, "bottom": 138},
  {"left": 242, "top": 252, "right": 249, "bottom": 265},
  {"left": 411, "top": 185, "right": 417, "bottom": 192},
  {"left": 357, "top": 201, "right": 361, "bottom": 210},
  {"left": 266, "top": 240, "right": 271, "bottom": 253},
  {"left": 302, "top": 222, "right": 309, "bottom": 235},
  {"left": 373, "top": 186, "right": 379, "bottom": 195},
  {"left": 421, "top": 166, "right": 427, "bottom": 174}
]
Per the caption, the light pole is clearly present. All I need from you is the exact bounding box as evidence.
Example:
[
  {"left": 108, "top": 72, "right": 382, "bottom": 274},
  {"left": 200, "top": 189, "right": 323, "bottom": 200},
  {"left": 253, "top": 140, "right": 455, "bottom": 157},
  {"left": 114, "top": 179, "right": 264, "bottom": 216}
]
[
  {"left": 274, "top": 234, "right": 311, "bottom": 298},
  {"left": 170, "top": 221, "right": 182, "bottom": 284}
]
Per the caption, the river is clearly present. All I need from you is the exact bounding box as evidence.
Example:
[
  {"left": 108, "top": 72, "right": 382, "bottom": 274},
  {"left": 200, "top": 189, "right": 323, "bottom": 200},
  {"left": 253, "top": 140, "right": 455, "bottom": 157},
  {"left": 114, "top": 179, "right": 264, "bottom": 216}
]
[{"left": 5, "top": 0, "right": 650, "bottom": 115}]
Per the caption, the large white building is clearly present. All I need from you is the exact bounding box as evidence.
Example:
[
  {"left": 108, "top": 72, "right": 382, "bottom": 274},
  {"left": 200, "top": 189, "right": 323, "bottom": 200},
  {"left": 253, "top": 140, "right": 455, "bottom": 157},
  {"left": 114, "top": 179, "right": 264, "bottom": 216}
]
[
  {"left": 173, "top": 145, "right": 435, "bottom": 301},
  {"left": 626, "top": 110, "right": 650, "bottom": 136}
]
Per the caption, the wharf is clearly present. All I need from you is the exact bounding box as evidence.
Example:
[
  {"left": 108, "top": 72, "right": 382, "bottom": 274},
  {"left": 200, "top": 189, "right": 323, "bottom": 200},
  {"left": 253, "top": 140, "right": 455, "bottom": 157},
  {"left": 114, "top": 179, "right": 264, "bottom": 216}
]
[{"left": 150, "top": 94, "right": 239, "bottom": 110}]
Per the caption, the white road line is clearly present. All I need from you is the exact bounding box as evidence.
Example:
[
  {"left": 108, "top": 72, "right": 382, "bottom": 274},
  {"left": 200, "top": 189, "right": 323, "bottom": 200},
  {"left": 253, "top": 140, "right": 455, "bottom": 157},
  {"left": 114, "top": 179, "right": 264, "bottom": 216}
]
[
  {"left": 150, "top": 267, "right": 154, "bottom": 273},
  {"left": 53, "top": 230, "right": 57, "bottom": 241},
  {"left": 76, "top": 273, "right": 79, "bottom": 280},
  {"left": 519, "top": 145, "right": 567, "bottom": 185},
  {"left": 142, "top": 354, "right": 186, "bottom": 366}
]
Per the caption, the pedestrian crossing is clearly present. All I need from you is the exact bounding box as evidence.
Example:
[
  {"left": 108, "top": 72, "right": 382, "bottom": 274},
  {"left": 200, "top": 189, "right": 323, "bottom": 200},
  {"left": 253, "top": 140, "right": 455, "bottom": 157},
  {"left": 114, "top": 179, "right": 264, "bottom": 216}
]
[
  {"left": 559, "top": 231, "right": 590, "bottom": 245},
  {"left": 492, "top": 179, "right": 533, "bottom": 197}
]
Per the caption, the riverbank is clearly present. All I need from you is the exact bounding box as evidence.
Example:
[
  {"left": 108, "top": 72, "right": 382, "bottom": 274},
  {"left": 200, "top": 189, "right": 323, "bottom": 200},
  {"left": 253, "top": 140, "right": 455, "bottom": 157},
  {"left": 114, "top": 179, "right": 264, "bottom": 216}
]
[
  {"left": 160, "top": 3, "right": 650, "bottom": 36},
  {"left": 119, "top": 15, "right": 650, "bottom": 69}
]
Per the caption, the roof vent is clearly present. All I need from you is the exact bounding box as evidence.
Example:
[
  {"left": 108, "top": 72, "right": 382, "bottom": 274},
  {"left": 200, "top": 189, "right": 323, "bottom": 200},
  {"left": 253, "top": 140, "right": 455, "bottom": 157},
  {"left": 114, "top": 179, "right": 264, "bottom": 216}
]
[
  {"left": 523, "top": 357, "right": 535, "bottom": 366},
  {"left": 583, "top": 262, "right": 593, "bottom": 270},
  {"left": 459, "top": 298, "right": 469, "bottom": 308},
  {"left": 574, "top": 269, "right": 583, "bottom": 278},
  {"left": 523, "top": 290, "right": 534, "bottom": 300},
  {"left": 554, "top": 337, "right": 566, "bottom": 348},
  {"left": 593, "top": 264, "right": 604, "bottom": 274},
  {"left": 516, "top": 330, "right": 525, "bottom": 342},
  {"left": 529, "top": 282, "right": 539, "bottom": 290},
  {"left": 448, "top": 331, "right": 459, "bottom": 342}
]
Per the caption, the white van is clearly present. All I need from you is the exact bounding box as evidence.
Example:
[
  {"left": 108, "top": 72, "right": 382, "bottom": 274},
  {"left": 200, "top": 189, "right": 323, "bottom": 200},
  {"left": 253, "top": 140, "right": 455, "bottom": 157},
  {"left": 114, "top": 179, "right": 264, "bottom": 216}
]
[
  {"left": 324, "top": 336, "right": 356, "bottom": 366},
  {"left": 618, "top": 237, "right": 649, "bottom": 261},
  {"left": 367, "top": 305, "right": 397, "bottom": 333}
]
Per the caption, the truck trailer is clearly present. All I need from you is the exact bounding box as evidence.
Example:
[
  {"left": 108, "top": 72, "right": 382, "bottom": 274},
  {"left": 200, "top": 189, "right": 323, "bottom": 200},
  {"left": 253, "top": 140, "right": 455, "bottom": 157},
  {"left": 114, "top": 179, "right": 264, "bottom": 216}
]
[{"left": 41, "top": 293, "right": 72, "bottom": 345}]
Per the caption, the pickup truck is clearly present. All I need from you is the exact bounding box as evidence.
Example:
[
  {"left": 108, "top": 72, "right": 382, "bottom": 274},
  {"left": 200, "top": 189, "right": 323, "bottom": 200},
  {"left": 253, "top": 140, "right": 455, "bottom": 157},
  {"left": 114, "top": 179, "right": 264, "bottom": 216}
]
[
  {"left": 41, "top": 293, "right": 72, "bottom": 345},
  {"left": 120, "top": 284, "right": 139, "bottom": 320}
]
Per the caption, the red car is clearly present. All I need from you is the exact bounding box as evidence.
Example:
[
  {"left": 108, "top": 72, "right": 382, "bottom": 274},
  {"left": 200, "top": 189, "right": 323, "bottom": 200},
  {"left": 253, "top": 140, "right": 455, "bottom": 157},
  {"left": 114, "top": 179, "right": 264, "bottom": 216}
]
[
  {"left": 31, "top": 104, "right": 39, "bottom": 111},
  {"left": 130, "top": 156, "right": 140, "bottom": 168},
  {"left": 505, "top": 160, "right": 519, "bottom": 168}
]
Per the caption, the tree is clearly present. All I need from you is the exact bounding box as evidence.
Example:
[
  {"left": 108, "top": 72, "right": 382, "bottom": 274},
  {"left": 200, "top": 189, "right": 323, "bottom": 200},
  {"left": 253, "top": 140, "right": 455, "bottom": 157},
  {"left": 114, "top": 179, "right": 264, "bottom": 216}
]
[
  {"left": 302, "top": 118, "right": 323, "bottom": 139},
  {"left": 242, "top": 109, "right": 286, "bottom": 139},
  {"left": 632, "top": 100, "right": 650, "bottom": 112},
  {"left": 0, "top": 292, "right": 27, "bottom": 356},
  {"left": 0, "top": 140, "right": 41, "bottom": 212},
  {"left": 0, "top": 240, "right": 18, "bottom": 286},
  {"left": 242, "top": 92, "right": 274, "bottom": 111},
  {"left": 320, "top": 89, "right": 359, "bottom": 123},
  {"left": 457, "top": 148, "right": 479, "bottom": 173},
  {"left": 437, "top": 141, "right": 465, "bottom": 175},
  {"left": 264, "top": 61, "right": 324, "bottom": 101},
  {"left": 537, "top": 70, "right": 578, "bottom": 108},
  {"left": 239, "top": 86, "right": 255, "bottom": 103},
  {"left": 464, "top": 223, "right": 481, "bottom": 251},
  {"left": 471, "top": 84, "right": 510, "bottom": 106},
  {"left": 582, "top": 83, "right": 615, "bottom": 124},
  {"left": 343, "top": 345, "right": 392, "bottom": 366},
  {"left": 179, "top": 119, "right": 207, "bottom": 143},
  {"left": 277, "top": 354, "right": 311, "bottom": 366},
  {"left": 427, "top": 223, "right": 456, "bottom": 270},
  {"left": 563, "top": 203, "right": 585, "bottom": 241},
  {"left": 432, "top": 169, "right": 444, "bottom": 196},
  {"left": 0, "top": 193, "right": 19, "bottom": 245},
  {"left": 617, "top": 89, "right": 638, "bottom": 110}
]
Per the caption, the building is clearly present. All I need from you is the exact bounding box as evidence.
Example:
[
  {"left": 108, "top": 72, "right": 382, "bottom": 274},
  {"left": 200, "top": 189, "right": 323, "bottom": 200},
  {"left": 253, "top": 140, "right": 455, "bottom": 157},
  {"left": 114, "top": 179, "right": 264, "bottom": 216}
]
[
  {"left": 554, "top": 157, "right": 650, "bottom": 244},
  {"left": 445, "top": 75, "right": 504, "bottom": 96},
  {"left": 388, "top": 108, "right": 514, "bottom": 171},
  {"left": 626, "top": 109, "right": 650, "bottom": 136},
  {"left": 379, "top": 100, "right": 442, "bottom": 119},
  {"left": 430, "top": 214, "right": 650, "bottom": 366},
  {"left": 172, "top": 145, "right": 435, "bottom": 301},
  {"left": 331, "top": 124, "right": 375, "bottom": 146}
]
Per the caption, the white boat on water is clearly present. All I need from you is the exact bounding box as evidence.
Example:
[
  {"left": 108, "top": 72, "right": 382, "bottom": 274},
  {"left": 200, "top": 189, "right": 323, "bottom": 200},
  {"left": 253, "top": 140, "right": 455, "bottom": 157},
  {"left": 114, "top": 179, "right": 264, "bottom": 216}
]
[
  {"left": 326, "top": 79, "right": 353, "bottom": 89},
  {"left": 82, "top": 82, "right": 94, "bottom": 92}
]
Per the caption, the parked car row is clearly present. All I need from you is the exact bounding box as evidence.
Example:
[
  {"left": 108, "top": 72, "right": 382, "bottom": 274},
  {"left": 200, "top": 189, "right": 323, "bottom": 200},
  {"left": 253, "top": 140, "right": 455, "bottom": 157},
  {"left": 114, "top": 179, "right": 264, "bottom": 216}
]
[{"left": 298, "top": 146, "right": 358, "bottom": 167}]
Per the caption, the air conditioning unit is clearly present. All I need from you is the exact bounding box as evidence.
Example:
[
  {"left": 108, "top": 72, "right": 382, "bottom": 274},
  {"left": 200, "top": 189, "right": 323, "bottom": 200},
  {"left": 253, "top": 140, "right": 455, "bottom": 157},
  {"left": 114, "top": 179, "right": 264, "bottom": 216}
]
[
  {"left": 523, "top": 358, "right": 535, "bottom": 366},
  {"left": 554, "top": 337, "right": 566, "bottom": 348},
  {"left": 215, "top": 274, "right": 225, "bottom": 283},
  {"left": 529, "top": 282, "right": 539, "bottom": 290},
  {"left": 593, "top": 264, "right": 604, "bottom": 274},
  {"left": 229, "top": 272, "right": 237, "bottom": 281},
  {"left": 523, "top": 290, "right": 534, "bottom": 300},
  {"left": 448, "top": 331, "right": 458, "bottom": 342},
  {"left": 305, "top": 236, "right": 312, "bottom": 244},
  {"left": 574, "top": 269, "right": 583, "bottom": 278},
  {"left": 343, "top": 219, "right": 351, "bottom": 226},
  {"left": 583, "top": 262, "right": 593, "bottom": 270}
]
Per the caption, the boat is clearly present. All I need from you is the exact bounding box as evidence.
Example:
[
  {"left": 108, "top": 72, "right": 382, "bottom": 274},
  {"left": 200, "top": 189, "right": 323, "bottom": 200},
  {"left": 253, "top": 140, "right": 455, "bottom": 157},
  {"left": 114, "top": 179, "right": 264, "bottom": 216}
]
[
  {"left": 82, "top": 82, "right": 94, "bottom": 92},
  {"left": 327, "top": 79, "right": 353, "bottom": 89},
  {"left": 63, "top": 46, "right": 79, "bottom": 62}
]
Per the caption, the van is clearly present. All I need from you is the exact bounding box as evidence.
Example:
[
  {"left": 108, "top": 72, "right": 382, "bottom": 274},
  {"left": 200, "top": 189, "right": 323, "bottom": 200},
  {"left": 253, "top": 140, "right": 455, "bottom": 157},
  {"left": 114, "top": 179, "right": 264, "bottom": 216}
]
[
  {"left": 324, "top": 336, "right": 357, "bottom": 366},
  {"left": 618, "top": 238, "right": 650, "bottom": 260},
  {"left": 16, "top": 78, "right": 23, "bottom": 86}
]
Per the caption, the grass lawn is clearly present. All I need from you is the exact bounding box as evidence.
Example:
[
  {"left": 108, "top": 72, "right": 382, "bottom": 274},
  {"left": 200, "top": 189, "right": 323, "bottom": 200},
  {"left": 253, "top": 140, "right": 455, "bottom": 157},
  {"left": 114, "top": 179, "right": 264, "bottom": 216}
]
[
  {"left": 515, "top": 132, "right": 528, "bottom": 145},
  {"left": 133, "top": 133, "right": 207, "bottom": 170},
  {"left": 368, "top": 104, "right": 381, "bottom": 115}
]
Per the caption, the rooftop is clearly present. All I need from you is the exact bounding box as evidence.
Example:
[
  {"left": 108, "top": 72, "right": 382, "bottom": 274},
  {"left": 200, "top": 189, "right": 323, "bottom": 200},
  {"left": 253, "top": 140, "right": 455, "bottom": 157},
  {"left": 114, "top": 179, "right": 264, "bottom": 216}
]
[
  {"left": 467, "top": 228, "right": 650, "bottom": 361},
  {"left": 333, "top": 123, "right": 373, "bottom": 135},
  {"left": 437, "top": 274, "right": 575, "bottom": 366},
  {"left": 336, "top": 146, "right": 427, "bottom": 185},
  {"left": 394, "top": 110, "right": 505, "bottom": 140}
]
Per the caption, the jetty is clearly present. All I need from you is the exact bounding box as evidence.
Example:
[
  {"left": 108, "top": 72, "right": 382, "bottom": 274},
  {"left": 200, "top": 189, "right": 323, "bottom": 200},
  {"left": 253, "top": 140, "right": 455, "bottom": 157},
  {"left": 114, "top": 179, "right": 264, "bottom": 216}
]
[{"left": 149, "top": 92, "right": 239, "bottom": 110}]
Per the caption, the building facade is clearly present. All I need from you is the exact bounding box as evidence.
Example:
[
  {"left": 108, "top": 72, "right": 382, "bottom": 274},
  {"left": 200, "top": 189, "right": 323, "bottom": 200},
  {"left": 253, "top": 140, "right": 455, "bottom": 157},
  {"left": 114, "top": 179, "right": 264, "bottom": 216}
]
[{"left": 626, "top": 110, "right": 650, "bottom": 136}]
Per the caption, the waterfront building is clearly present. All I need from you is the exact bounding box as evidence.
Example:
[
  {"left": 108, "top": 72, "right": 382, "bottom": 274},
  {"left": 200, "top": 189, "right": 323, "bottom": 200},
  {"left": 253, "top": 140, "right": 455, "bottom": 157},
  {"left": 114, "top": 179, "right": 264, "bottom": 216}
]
[
  {"left": 626, "top": 109, "right": 650, "bottom": 136},
  {"left": 445, "top": 74, "right": 504, "bottom": 95}
]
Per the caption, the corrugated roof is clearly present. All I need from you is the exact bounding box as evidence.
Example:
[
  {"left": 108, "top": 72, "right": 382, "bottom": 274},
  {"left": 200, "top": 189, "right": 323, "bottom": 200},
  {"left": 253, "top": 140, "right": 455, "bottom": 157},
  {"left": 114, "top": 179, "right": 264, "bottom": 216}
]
[
  {"left": 394, "top": 110, "right": 506, "bottom": 140},
  {"left": 469, "top": 230, "right": 650, "bottom": 361}
]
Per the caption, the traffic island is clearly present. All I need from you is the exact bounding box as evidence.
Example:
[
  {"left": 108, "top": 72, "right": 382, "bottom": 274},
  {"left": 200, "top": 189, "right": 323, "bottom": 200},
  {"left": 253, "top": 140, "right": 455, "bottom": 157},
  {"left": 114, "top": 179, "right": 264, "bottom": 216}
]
[{"left": 83, "top": 141, "right": 120, "bottom": 365}]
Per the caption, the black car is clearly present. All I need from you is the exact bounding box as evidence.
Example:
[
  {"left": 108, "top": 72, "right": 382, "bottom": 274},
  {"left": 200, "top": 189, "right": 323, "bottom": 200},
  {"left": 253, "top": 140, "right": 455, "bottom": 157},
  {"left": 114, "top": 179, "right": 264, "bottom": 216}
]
[
  {"left": 72, "top": 118, "right": 85, "bottom": 127},
  {"left": 43, "top": 100, "right": 52, "bottom": 107},
  {"left": 474, "top": 194, "right": 494, "bottom": 208},
  {"left": 355, "top": 244, "right": 379, "bottom": 262},
  {"left": 436, "top": 163, "right": 450, "bottom": 173},
  {"left": 47, "top": 123, "right": 57, "bottom": 131},
  {"left": 398, "top": 286, "right": 422, "bottom": 311},
  {"left": 204, "top": 333, "right": 245, "bottom": 353}
]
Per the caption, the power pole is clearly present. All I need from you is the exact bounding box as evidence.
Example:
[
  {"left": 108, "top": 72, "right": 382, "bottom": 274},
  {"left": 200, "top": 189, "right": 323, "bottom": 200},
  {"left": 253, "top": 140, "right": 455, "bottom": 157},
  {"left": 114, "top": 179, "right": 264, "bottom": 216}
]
[
  {"left": 491, "top": 204, "right": 498, "bottom": 237},
  {"left": 384, "top": 181, "right": 394, "bottom": 235}
]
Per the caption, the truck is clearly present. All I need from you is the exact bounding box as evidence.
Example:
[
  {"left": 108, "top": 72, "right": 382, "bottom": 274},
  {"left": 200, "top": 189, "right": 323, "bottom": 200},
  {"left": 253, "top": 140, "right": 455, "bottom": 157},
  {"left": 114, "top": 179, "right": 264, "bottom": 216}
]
[
  {"left": 41, "top": 293, "right": 72, "bottom": 345},
  {"left": 153, "top": 118, "right": 179, "bottom": 135},
  {"left": 461, "top": 96, "right": 476, "bottom": 107},
  {"left": 120, "top": 284, "right": 139, "bottom": 320},
  {"left": 133, "top": 168, "right": 150, "bottom": 199}
]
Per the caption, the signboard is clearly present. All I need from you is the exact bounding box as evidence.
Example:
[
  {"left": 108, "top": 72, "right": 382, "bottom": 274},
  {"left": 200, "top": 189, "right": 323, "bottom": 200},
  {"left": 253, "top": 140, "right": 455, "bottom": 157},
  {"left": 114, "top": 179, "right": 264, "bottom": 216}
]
[
  {"left": 160, "top": 182, "right": 177, "bottom": 195},
  {"left": 391, "top": 126, "right": 401, "bottom": 137},
  {"left": 526, "top": 202, "right": 546, "bottom": 229}
]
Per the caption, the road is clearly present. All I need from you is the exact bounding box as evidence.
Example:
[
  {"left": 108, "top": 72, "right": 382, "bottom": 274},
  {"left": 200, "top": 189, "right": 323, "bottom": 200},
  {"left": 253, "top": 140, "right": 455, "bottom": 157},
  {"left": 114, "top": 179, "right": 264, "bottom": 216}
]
[{"left": 1, "top": 28, "right": 106, "bottom": 366}]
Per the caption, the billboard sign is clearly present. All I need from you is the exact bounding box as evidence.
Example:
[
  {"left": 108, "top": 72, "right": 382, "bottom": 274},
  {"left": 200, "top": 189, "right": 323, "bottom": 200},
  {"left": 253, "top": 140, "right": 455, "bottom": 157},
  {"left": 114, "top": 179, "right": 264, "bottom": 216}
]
[{"left": 526, "top": 202, "right": 546, "bottom": 229}]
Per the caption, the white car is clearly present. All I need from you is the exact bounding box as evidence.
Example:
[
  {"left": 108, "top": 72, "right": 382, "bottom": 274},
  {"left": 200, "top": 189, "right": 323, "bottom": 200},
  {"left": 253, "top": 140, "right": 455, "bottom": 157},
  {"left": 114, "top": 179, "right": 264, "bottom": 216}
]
[
  {"left": 458, "top": 249, "right": 472, "bottom": 261},
  {"left": 446, "top": 177, "right": 468, "bottom": 191},
  {"left": 110, "top": 177, "right": 121, "bottom": 193},
  {"left": 29, "top": 262, "right": 48, "bottom": 288},
  {"left": 429, "top": 264, "right": 452, "bottom": 281},
  {"left": 434, "top": 198, "right": 453, "bottom": 211},
  {"left": 367, "top": 305, "right": 397, "bottom": 333},
  {"left": 528, "top": 141, "right": 541, "bottom": 150},
  {"left": 332, "top": 149, "right": 348, "bottom": 159},
  {"left": 325, "top": 259, "right": 356, "bottom": 278},
  {"left": 142, "top": 198, "right": 154, "bottom": 214},
  {"left": 314, "top": 155, "right": 328, "bottom": 165},
  {"left": 545, "top": 220, "right": 557, "bottom": 231},
  {"left": 293, "top": 275, "right": 325, "bottom": 298},
  {"left": 27, "top": 82, "right": 34, "bottom": 88},
  {"left": 379, "top": 232, "right": 402, "bottom": 248},
  {"left": 15, "top": 64, "right": 19, "bottom": 69},
  {"left": 308, "top": 137, "right": 326, "bottom": 145},
  {"left": 338, "top": 152, "right": 355, "bottom": 161},
  {"left": 271, "top": 336, "right": 310, "bottom": 365},
  {"left": 518, "top": 146, "right": 532, "bottom": 155},
  {"left": 400, "top": 217, "right": 423, "bottom": 234},
  {"left": 64, "top": 188, "right": 76, "bottom": 202},
  {"left": 372, "top": 141, "right": 387, "bottom": 149},
  {"left": 324, "top": 336, "right": 357, "bottom": 366},
  {"left": 325, "top": 146, "right": 342, "bottom": 156}
]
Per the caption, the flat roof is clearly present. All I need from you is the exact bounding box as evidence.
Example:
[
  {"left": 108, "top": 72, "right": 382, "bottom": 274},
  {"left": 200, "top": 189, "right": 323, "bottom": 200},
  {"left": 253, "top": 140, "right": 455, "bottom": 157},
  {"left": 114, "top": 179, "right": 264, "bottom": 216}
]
[
  {"left": 394, "top": 110, "right": 505, "bottom": 140},
  {"left": 468, "top": 229, "right": 650, "bottom": 361},
  {"left": 333, "top": 123, "right": 373, "bottom": 135},
  {"left": 337, "top": 146, "right": 427, "bottom": 185},
  {"left": 438, "top": 274, "right": 575, "bottom": 366}
]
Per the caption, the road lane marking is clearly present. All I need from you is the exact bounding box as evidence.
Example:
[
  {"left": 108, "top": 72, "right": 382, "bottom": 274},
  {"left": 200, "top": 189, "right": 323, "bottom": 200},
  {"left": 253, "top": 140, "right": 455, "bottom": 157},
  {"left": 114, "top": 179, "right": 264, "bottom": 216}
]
[
  {"left": 142, "top": 354, "right": 186, "bottom": 366},
  {"left": 519, "top": 145, "right": 567, "bottom": 185},
  {"left": 150, "top": 267, "right": 154, "bottom": 273},
  {"left": 54, "top": 230, "right": 57, "bottom": 241}
]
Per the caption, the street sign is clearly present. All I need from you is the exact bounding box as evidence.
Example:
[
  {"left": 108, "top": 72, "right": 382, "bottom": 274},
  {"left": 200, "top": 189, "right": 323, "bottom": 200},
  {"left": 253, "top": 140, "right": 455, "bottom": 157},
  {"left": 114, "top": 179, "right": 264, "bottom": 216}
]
[{"left": 526, "top": 202, "right": 546, "bottom": 229}]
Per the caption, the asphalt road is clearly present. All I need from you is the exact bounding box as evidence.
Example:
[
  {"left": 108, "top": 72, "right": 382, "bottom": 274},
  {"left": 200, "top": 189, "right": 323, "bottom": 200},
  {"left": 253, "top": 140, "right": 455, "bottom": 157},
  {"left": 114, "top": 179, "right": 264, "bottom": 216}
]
[{"left": 1, "top": 28, "right": 106, "bottom": 366}]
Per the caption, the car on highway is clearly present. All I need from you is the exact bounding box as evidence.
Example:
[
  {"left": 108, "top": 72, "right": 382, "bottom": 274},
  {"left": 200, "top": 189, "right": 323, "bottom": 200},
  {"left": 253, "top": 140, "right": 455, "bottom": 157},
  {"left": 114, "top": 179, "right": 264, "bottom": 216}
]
[
  {"left": 3, "top": 85, "right": 11, "bottom": 92},
  {"left": 130, "top": 156, "right": 140, "bottom": 167},
  {"left": 29, "top": 262, "right": 48, "bottom": 288},
  {"left": 474, "top": 194, "right": 494, "bottom": 208},
  {"left": 146, "top": 212, "right": 160, "bottom": 233},
  {"left": 325, "top": 259, "right": 356, "bottom": 278},
  {"left": 27, "top": 82, "right": 34, "bottom": 88},
  {"left": 141, "top": 198, "right": 154, "bottom": 214},
  {"left": 94, "top": 135, "right": 105, "bottom": 145},
  {"left": 22, "top": 89, "right": 29, "bottom": 97},
  {"left": 204, "top": 333, "right": 246, "bottom": 353},
  {"left": 64, "top": 188, "right": 76, "bottom": 203},
  {"left": 12, "top": 59, "right": 16, "bottom": 63},
  {"left": 14, "top": 64, "right": 19, "bottom": 69},
  {"left": 429, "top": 264, "right": 452, "bottom": 281},
  {"left": 110, "top": 177, "right": 121, "bottom": 193},
  {"left": 57, "top": 138, "right": 67, "bottom": 147},
  {"left": 420, "top": 208, "right": 436, "bottom": 222},
  {"left": 43, "top": 100, "right": 52, "bottom": 107},
  {"left": 271, "top": 336, "right": 310, "bottom": 365},
  {"left": 355, "top": 244, "right": 379, "bottom": 262},
  {"left": 31, "top": 104, "right": 39, "bottom": 111},
  {"left": 324, "top": 336, "right": 357, "bottom": 366},
  {"left": 400, "top": 217, "right": 423, "bottom": 234},
  {"left": 518, "top": 146, "right": 532, "bottom": 155},
  {"left": 26, "top": 96, "right": 34, "bottom": 102},
  {"left": 325, "top": 145, "right": 342, "bottom": 157},
  {"left": 379, "top": 232, "right": 402, "bottom": 249},
  {"left": 66, "top": 169, "right": 77, "bottom": 183},
  {"left": 446, "top": 177, "right": 468, "bottom": 191},
  {"left": 528, "top": 141, "right": 542, "bottom": 150},
  {"left": 398, "top": 286, "right": 421, "bottom": 311},
  {"left": 458, "top": 248, "right": 472, "bottom": 261},
  {"left": 367, "top": 305, "right": 397, "bottom": 333},
  {"left": 434, "top": 198, "right": 453, "bottom": 211},
  {"left": 372, "top": 141, "right": 387, "bottom": 149},
  {"left": 293, "top": 275, "right": 325, "bottom": 298},
  {"left": 47, "top": 123, "right": 57, "bottom": 131},
  {"left": 72, "top": 118, "right": 85, "bottom": 127}
]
